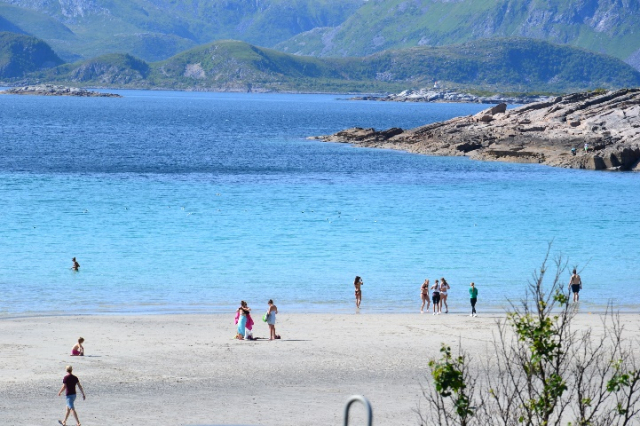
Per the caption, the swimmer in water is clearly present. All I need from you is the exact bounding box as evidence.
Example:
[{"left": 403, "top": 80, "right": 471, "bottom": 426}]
[{"left": 71, "top": 257, "right": 80, "bottom": 271}]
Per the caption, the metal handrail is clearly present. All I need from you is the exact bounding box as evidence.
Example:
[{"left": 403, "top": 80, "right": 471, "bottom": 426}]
[{"left": 343, "top": 395, "right": 373, "bottom": 426}]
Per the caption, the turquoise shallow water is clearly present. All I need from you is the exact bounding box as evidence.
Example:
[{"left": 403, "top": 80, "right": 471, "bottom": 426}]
[{"left": 0, "top": 91, "right": 639, "bottom": 315}]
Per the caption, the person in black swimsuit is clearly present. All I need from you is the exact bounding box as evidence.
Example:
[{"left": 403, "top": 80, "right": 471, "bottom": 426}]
[{"left": 354, "top": 276, "right": 363, "bottom": 308}]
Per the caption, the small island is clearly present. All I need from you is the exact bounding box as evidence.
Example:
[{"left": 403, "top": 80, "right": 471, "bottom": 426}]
[
  {"left": 316, "top": 88, "right": 640, "bottom": 171},
  {"left": 351, "top": 89, "right": 553, "bottom": 105},
  {"left": 0, "top": 84, "right": 122, "bottom": 98}
]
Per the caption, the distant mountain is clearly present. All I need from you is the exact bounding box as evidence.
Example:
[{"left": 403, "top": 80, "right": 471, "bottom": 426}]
[
  {"left": 0, "top": 31, "right": 63, "bottom": 78},
  {"left": 275, "top": 0, "right": 640, "bottom": 71},
  {"left": 23, "top": 38, "right": 640, "bottom": 94},
  {"left": 0, "top": 0, "right": 362, "bottom": 61}
]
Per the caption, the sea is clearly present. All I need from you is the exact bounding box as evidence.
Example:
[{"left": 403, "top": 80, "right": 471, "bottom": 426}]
[{"left": 1, "top": 90, "right": 638, "bottom": 316}]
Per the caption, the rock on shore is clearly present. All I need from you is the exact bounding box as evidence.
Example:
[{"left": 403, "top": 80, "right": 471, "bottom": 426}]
[
  {"left": 351, "top": 89, "right": 553, "bottom": 105},
  {"left": 315, "top": 88, "right": 640, "bottom": 171},
  {"left": 0, "top": 84, "right": 122, "bottom": 97}
]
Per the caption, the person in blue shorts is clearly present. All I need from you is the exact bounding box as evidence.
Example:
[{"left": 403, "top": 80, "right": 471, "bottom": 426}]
[{"left": 57, "top": 365, "right": 86, "bottom": 426}]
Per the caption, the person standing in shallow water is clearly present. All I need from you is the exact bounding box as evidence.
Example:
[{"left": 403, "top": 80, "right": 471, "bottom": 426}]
[
  {"left": 71, "top": 257, "right": 80, "bottom": 271},
  {"left": 568, "top": 269, "right": 582, "bottom": 302},
  {"left": 57, "top": 365, "right": 86, "bottom": 426},
  {"left": 420, "top": 279, "right": 430, "bottom": 313},
  {"left": 354, "top": 276, "right": 363, "bottom": 308},
  {"left": 469, "top": 282, "right": 478, "bottom": 317}
]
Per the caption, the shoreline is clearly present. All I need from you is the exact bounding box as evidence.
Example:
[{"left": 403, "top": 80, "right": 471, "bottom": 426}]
[
  {"left": 2, "top": 299, "right": 637, "bottom": 319},
  {"left": 1, "top": 302, "right": 637, "bottom": 320}
]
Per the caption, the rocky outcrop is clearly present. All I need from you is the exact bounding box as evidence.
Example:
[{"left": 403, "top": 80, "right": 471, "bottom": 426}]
[
  {"left": 315, "top": 89, "right": 640, "bottom": 171},
  {"left": 352, "top": 89, "right": 553, "bottom": 105},
  {"left": 0, "top": 84, "right": 121, "bottom": 97}
]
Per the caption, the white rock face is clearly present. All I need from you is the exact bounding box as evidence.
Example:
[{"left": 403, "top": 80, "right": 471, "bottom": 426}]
[{"left": 184, "top": 63, "right": 206, "bottom": 79}]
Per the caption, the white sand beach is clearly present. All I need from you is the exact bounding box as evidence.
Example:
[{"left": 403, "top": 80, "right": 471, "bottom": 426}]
[{"left": 1, "top": 312, "right": 639, "bottom": 426}]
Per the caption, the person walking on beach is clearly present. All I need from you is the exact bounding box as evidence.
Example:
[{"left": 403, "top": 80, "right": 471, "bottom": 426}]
[
  {"left": 57, "top": 365, "right": 86, "bottom": 426},
  {"left": 568, "top": 269, "right": 582, "bottom": 302},
  {"left": 440, "top": 277, "right": 450, "bottom": 314},
  {"left": 431, "top": 279, "right": 441, "bottom": 315},
  {"left": 469, "top": 282, "right": 478, "bottom": 317},
  {"left": 266, "top": 299, "right": 279, "bottom": 340},
  {"left": 354, "top": 276, "right": 363, "bottom": 308},
  {"left": 420, "top": 279, "right": 430, "bottom": 313},
  {"left": 70, "top": 337, "right": 84, "bottom": 356},
  {"left": 71, "top": 257, "right": 80, "bottom": 271}
]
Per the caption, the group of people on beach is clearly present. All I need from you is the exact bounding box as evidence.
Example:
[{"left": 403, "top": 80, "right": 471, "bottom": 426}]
[
  {"left": 356, "top": 275, "right": 478, "bottom": 316},
  {"left": 420, "top": 277, "right": 454, "bottom": 315},
  {"left": 354, "top": 268, "right": 583, "bottom": 317},
  {"left": 355, "top": 275, "right": 479, "bottom": 316},
  {"left": 54, "top": 257, "right": 582, "bottom": 425},
  {"left": 420, "top": 278, "right": 479, "bottom": 317},
  {"left": 235, "top": 299, "right": 280, "bottom": 341}
]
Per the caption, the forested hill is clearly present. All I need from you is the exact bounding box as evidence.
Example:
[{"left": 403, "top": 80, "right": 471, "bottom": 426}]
[
  {"left": 24, "top": 38, "right": 640, "bottom": 94},
  {"left": 275, "top": 0, "right": 640, "bottom": 71},
  {"left": 0, "top": 31, "right": 62, "bottom": 78}
]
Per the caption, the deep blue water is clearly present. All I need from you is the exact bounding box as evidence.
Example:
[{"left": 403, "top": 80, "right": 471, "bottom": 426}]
[{"left": 0, "top": 90, "right": 638, "bottom": 315}]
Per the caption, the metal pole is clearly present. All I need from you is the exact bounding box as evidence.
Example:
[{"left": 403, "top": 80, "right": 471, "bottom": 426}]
[{"left": 343, "top": 395, "right": 373, "bottom": 426}]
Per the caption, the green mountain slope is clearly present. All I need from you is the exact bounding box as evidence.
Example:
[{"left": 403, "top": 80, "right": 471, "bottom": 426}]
[
  {"left": 0, "top": 0, "right": 362, "bottom": 61},
  {"left": 0, "top": 31, "right": 63, "bottom": 77},
  {"left": 44, "top": 53, "right": 150, "bottom": 85},
  {"left": 25, "top": 38, "right": 640, "bottom": 94},
  {"left": 275, "top": 0, "right": 640, "bottom": 70}
]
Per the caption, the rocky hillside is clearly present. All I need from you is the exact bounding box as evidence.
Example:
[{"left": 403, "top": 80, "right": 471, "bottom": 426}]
[
  {"left": 276, "top": 0, "right": 640, "bottom": 71},
  {"left": 20, "top": 38, "right": 640, "bottom": 94},
  {"left": 0, "top": 31, "right": 62, "bottom": 77},
  {"left": 0, "top": 0, "right": 361, "bottom": 61},
  {"left": 46, "top": 53, "right": 150, "bottom": 85},
  {"left": 316, "top": 89, "right": 640, "bottom": 171}
]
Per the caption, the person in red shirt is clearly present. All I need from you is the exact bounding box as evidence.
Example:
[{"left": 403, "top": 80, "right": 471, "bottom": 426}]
[{"left": 57, "top": 365, "right": 86, "bottom": 426}]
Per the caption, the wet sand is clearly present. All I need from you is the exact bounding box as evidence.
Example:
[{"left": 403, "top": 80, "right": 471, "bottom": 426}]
[{"left": 1, "top": 312, "right": 639, "bottom": 425}]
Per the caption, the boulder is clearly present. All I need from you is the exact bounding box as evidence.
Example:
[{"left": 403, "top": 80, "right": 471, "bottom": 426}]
[
  {"left": 379, "top": 128, "right": 404, "bottom": 139},
  {"left": 489, "top": 103, "right": 507, "bottom": 114}
]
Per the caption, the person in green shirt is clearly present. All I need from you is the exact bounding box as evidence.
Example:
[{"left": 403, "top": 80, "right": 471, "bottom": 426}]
[{"left": 469, "top": 282, "right": 478, "bottom": 317}]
